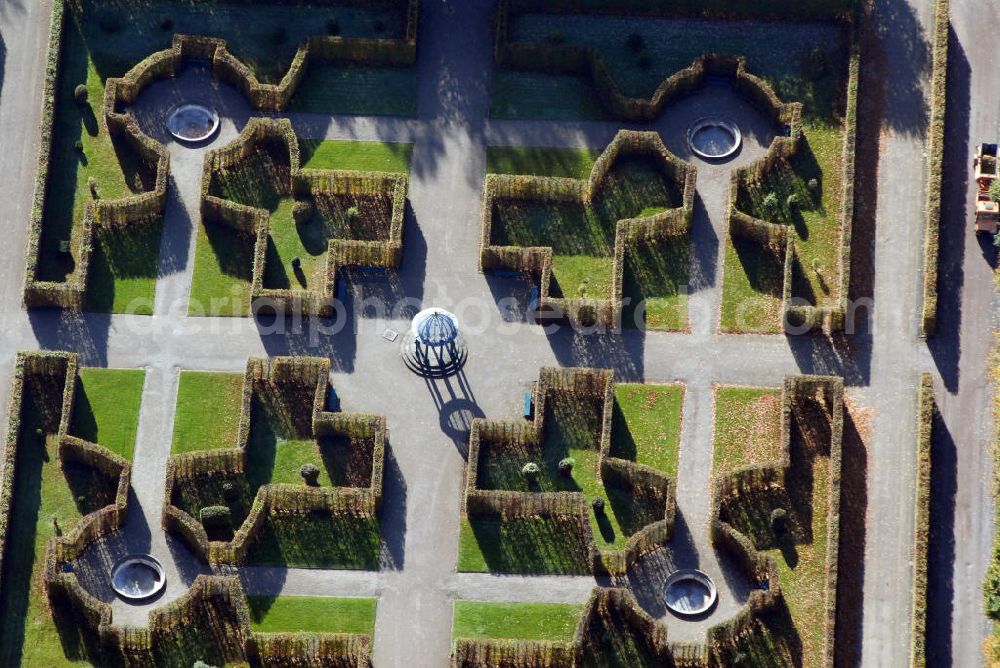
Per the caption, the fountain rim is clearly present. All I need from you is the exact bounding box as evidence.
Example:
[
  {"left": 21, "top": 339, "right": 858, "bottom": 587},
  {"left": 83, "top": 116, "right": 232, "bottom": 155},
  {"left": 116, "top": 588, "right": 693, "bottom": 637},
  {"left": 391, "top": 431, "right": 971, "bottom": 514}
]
[
  {"left": 662, "top": 567, "right": 718, "bottom": 617},
  {"left": 167, "top": 103, "right": 221, "bottom": 144},
  {"left": 110, "top": 553, "right": 166, "bottom": 602},
  {"left": 686, "top": 116, "right": 743, "bottom": 160}
]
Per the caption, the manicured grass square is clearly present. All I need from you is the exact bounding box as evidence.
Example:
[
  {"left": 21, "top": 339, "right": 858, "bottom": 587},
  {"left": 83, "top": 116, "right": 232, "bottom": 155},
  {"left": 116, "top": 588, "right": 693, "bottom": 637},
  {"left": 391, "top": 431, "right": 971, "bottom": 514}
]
[
  {"left": 457, "top": 515, "right": 590, "bottom": 575},
  {"left": 486, "top": 146, "right": 602, "bottom": 179},
  {"left": 69, "top": 368, "right": 145, "bottom": 460},
  {"left": 300, "top": 140, "right": 412, "bottom": 173},
  {"left": 712, "top": 386, "right": 784, "bottom": 476},
  {"left": 171, "top": 372, "right": 245, "bottom": 455},
  {"left": 248, "top": 512, "right": 381, "bottom": 569},
  {"left": 188, "top": 220, "right": 254, "bottom": 317},
  {"left": 290, "top": 65, "right": 418, "bottom": 116},
  {"left": 84, "top": 218, "right": 163, "bottom": 315},
  {"left": 452, "top": 601, "right": 583, "bottom": 643},
  {"left": 719, "top": 235, "right": 785, "bottom": 334},
  {"left": 610, "top": 384, "right": 683, "bottom": 475},
  {"left": 247, "top": 596, "right": 376, "bottom": 636},
  {"left": 622, "top": 235, "right": 689, "bottom": 331},
  {"left": 490, "top": 71, "right": 607, "bottom": 121}
]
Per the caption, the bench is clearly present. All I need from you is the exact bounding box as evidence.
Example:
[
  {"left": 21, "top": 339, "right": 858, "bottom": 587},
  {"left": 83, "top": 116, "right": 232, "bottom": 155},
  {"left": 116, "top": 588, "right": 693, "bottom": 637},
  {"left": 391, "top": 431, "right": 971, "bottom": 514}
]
[{"left": 523, "top": 392, "right": 533, "bottom": 419}]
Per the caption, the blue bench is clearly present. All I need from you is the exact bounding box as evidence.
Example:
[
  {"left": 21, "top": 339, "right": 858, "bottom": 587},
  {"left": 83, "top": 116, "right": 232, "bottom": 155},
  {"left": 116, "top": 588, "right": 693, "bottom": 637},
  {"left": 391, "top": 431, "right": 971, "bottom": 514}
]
[{"left": 523, "top": 392, "right": 533, "bottom": 419}]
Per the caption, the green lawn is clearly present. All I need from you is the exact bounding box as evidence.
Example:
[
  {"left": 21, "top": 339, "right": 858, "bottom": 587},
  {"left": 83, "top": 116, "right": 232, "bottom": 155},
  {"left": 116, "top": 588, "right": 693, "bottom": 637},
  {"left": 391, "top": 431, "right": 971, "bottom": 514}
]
[
  {"left": 0, "top": 372, "right": 133, "bottom": 666},
  {"left": 457, "top": 515, "right": 590, "bottom": 575},
  {"left": 610, "top": 384, "right": 683, "bottom": 475},
  {"left": 719, "top": 235, "right": 786, "bottom": 334},
  {"left": 301, "top": 140, "right": 412, "bottom": 173},
  {"left": 68, "top": 368, "right": 145, "bottom": 460},
  {"left": 452, "top": 601, "right": 583, "bottom": 643},
  {"left": 491, "top": 157, "right": 679, "bottom": 298},
  {"left": 247, "top": 512, "right": 381, "bottom": 569},
  {"left": 712, "top": 386, "right": 784, "bottom": 476},
  {"left": 247, "top": 596, "right": 376, "bottom": 635},
  {"left": 171, "top": 371, "right": 245, "bottom": 455},
  {"left": 486, "top": 146, "right": 602, "bottom": 179},
  {"left": 713, "top": 385, "right": 832, "bottom": 667},
  {"left": 189, "top": 138, "right": 408, "bottom": 316},
  {"left": 290, "top": 66, "right": 418, "bottom": 116},
  {"left": 84, "top": 217, "right": 163, "bottom": 315},
  {"left": 491, "top": 71, "right": 607, "bottom": 121},
  {"left": 622, "top": 235, "right": 689, "bottom": 331}
]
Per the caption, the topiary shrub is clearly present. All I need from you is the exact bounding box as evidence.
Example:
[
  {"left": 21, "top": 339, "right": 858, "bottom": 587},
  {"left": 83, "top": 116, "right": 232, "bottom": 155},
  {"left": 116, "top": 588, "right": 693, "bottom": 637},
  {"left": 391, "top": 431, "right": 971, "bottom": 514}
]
[
  {"left": 786, "top": 193, "right": 799, "bottom": 211},
  {"left": 293, "top": 200, "right": 314, "bottom": 225},
  {"left": 807, "top": 177, "right": 820, "bottom": 194},
  {"left": 592, "top": 497, "right": 605, "bottom": 513},
  {"left": 770, "top": 507, "right": 788, "bottom": 535},
  {"left": 74, "top": 84, "right": 89, "bottom": 105},
  {"left": 346, "top": 206, "right": 360, "bottom": 221},
  {"left": 557, "top": 457, "right": 575, "bottom": 476},
  {"left": 221, "top": 481, "right": 238, "bottom": 502},
  {"left": 73, "top": 140, "right": 84, "bottom": 153},
  {"left": 626, "top": 33, "right": 645, "bottom": 53},
  {"left": 200, "top": 505, "right": 232, "bottom": 532},
  {"left": 521, "top": 462, "right": 540, "bottom": 480},
  {"left": 58, "top": 240, "right": 71, "bottom": 255},
  {"left": 761, "top": 192, "right": 781, "bottom": 220},
  {"left": 326, "top": 19, "right": 340, "bottom": 36},
  {"left": 300, "top": 463, "right": 321, "bottom": 486},
  {"left": 193, "top": 661, "right": 219, "bottom": 668}
]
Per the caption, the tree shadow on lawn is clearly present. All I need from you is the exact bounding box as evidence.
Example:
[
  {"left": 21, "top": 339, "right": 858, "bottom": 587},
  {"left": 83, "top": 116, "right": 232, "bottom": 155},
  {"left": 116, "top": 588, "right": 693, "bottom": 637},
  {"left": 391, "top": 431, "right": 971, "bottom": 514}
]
[
  {"left": 248, "top": 511, "right": 381, "bottom": 570},
  {"left": 466, "top": 514, "right": 591, "bottom": 575}
]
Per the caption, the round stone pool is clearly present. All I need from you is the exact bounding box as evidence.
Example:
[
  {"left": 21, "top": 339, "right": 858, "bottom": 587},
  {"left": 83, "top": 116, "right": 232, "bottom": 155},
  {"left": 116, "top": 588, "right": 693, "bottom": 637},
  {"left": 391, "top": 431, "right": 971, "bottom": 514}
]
[
  {"left": 687, "top": 117, "right": 742, "bottom": 160},
  {"left": 111, "top": 554, "right": 165, "bottom": 601},
  {"left": 167, "top": 104, "right": 220, "bottom": 144},
  {"left": 663, "top": 568, "right": 718, "bottom": 617}
]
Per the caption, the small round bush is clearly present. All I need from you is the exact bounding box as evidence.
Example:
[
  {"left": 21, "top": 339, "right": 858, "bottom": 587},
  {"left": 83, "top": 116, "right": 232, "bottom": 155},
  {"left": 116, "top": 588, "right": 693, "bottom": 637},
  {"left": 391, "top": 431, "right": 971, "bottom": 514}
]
[
  {"left": 547, "top": 30, "right": 565, "bottom": 45},
  {"left": 300, "top": 463, "right": 321, "bottom": 486},
  {"left": 346, "top": 205, "right": 360, "bottom": 221},
  {"left": 200, "top": 505, "right": 232, "bottom": 531},
  {"left": 761, "top": 192, "right": 781, "bottom": 219},
  {"left": 74, "top": 84, "right": 89, "bottom": 105},
  {"left": 272, "top": 27, "right": 288, "bottom": 45},
  {"left": 193, "top": 661, "right": 218, "bottom": 668},
  {"left": 557, "top": 457, "right": 575, "bottom": 476},
  {"left": 786, "top": 193, "right": 799, "bottom": 210},
  {"left": 35, "top": 427, "right": 44, "bottom": 437},
  {"left": 158, "top": 15, "right": 174, "bottom": 32},
  {"left": 626, "top": 33, "right": 645, "bottom": 53},
  {"left": 293, "top": 200, "right": 314, "bottom": 225},
  {"left": 770, "top": 507, "right": 788, "bottom": 534},
  {"left": 74, "top": 139, "right": 84, "bottom": 153},
  {"left": 221, "top": 481, "right": 238, "bottom": 502},
  {"left": 807, "top": 177, "right": 820, "bottom": 193},
  {"left": 326, "top": 19, "right": 341, "bottom": 36},
  {"left": 76, "top": 495, "right": 86, "bottom": 507},
  {"left": 592, "top": 497, "right": 605, "bottom": 513},
  {"left": 99, "top": 12, "right": 121, "bottom": 33},
  {"left": 521, "top": 462, "right": 540, "bottom": 478}
]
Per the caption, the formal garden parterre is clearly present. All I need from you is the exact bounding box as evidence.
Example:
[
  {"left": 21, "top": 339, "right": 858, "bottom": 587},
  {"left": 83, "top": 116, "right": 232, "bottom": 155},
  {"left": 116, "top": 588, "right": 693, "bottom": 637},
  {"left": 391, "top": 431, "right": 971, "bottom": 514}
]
[{"left": 24, "top": 0, "right": 417, "bottom": 315}]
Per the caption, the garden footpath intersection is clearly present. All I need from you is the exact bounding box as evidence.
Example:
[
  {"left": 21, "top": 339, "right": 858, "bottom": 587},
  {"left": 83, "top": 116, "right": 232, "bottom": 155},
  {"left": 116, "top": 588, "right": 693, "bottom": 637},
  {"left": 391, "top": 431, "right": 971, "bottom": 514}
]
[{"left": 0, "top": 0, "right": 992, "bottom": 667}]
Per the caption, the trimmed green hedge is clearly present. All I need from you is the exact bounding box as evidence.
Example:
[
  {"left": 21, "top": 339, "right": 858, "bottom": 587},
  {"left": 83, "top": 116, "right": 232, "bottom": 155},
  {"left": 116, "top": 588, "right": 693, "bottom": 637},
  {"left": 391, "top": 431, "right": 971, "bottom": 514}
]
[
  {"left": 480, "top": 129, "right": 695, "bottom": 328},
  {"left": 920, "top": 0, "right": 950, "bottom": 337},
  {"left": 911, "top": 373, "right": 935, "bottom": 667},
  {"left": 164, "top": 356, "right": 386, "bottom": 566}
]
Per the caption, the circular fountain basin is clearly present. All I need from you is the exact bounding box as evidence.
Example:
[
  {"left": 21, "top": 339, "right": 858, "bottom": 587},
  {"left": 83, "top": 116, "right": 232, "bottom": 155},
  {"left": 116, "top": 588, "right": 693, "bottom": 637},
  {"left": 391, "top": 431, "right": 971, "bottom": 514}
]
[
  {"left": 167, "top": 104, "right": 220, "bottom": 144},
  {"left": 111, "top": 554, "right": 165, "bottom": 601},
  {"left": 687, "top": 117, "right": 742, "bottom": 160},
  {"left": 663, "top": 569, "right": 717, "bottom": 617}
]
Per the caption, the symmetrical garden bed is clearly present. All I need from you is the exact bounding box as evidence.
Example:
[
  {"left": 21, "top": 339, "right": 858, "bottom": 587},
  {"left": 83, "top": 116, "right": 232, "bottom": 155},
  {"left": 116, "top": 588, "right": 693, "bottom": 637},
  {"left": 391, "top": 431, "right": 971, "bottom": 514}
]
[
  {"left": 164, "top": 356, "right": 385, "bottom": 568},
  {"left": 25, "top": 0, "right": 418, "bottom": 313},
  {"left": 194, "top": 118, "right": 409, "bottom": 317},
  {"left": 459, "top": 367, "right": 680, "bottom": 575},
  {"left": 481, "top": 130, "right": 695, "bottom": 328},
  {"left": 709, "top": 375, "right": 846, "bottom": 667},
  {"left": 490, "top": 0, "right": 860, "bottom": 334}
]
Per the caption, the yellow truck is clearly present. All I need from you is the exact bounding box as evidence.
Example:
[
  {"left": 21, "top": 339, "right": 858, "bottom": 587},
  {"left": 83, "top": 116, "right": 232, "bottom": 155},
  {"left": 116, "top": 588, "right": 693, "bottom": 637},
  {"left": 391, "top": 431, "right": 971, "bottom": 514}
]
[{"left": 974, "top": 143, "right": 999, "bottom": 234}]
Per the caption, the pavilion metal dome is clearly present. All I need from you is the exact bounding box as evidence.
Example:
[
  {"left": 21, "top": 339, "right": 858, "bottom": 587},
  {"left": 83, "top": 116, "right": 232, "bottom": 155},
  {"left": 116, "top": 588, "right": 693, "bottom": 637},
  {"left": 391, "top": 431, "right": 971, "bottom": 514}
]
[{"left": 411, "top": 308, "right": 460, "bottom": 347}]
